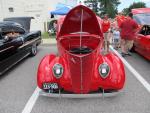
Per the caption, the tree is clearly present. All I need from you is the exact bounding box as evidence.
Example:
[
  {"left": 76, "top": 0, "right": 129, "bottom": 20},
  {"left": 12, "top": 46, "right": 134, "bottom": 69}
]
[
  {"left": 84, "top": 0, "right": 120, "bottom": 18},
  {"left": 122, "top": 8, "right": 129, "bottom": 16},
  {"left": 122, "top": 2, "right": 146, "bottom": 15},
  {"left": 84, "top": 0, "right": 99, "bottom": 14},
  {"left": 98, "top": 0, "right": 120, "bottom": 18}
]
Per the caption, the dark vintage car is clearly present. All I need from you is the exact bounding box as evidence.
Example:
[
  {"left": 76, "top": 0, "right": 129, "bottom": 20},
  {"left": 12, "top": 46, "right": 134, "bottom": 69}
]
[
  {"left": 37, "top": 5, "right": 125, "bottom": 97},
  {"left": 132, "top": 8, "right": 150, "bottom": 60},
  {"left": 0, "top": 17, "right": 41, "bottom": 75}
]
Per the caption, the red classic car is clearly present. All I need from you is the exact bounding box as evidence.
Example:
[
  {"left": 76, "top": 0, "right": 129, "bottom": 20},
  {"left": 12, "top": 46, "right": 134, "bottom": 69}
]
[
  {"left": 132, "top": 8, "right": 150, "bottom": 60},
  {"left": 37, "top": 5, "right": 125, "bottom": 97}
]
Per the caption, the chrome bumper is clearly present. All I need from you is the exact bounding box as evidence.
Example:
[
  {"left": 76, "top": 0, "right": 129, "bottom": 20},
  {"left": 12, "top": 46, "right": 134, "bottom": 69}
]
[{"left": 39, "top": 90, "right": 121, "bottom": 98}]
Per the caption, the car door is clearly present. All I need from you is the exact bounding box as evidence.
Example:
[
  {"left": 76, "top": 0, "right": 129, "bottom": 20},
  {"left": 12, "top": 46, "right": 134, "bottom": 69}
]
[
  {"left": 0, "top": 37, "right": 17, "bottom": 62},
  {"left": 135, "top": 34, "right": 146, "bottom": 50},
  {"left": 134, "top": 33, "right": 150, "bottom": 57},
  {"left": 144, "top": 35, "right": 150, "bottom": 50},
  {"left": 0, "top": 35, "right": 25, "bottom": 74}
]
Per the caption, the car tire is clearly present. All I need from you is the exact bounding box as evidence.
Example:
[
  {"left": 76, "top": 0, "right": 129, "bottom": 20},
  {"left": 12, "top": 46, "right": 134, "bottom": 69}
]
[{"left": 30, "top": 44, "right": 37, "bottom": 56}]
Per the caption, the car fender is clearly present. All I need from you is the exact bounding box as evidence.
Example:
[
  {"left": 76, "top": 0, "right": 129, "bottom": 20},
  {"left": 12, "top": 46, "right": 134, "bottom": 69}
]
[
  {"left": 95, "top": 52, "right": 125, "bottom": 90},
  {"left": 37, "top": 54, "right": 56, "bottom": 88}
]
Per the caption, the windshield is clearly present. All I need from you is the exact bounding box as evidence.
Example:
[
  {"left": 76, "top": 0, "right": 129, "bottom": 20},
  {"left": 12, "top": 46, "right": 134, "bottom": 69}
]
[{"left": 133, "top": 13, "right": 150, "bottom": 25}]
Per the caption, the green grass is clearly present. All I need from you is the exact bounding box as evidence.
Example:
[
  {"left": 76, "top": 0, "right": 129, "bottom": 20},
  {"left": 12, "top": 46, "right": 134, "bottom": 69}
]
[{"left": 41, "top": 32, "right": 56, "bottom": 39}]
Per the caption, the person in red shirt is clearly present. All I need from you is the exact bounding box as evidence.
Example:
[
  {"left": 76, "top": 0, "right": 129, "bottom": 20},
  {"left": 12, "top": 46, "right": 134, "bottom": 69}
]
[
  {"left": 116, "top": 12, "right": 125, "bottom": 28},
  {"left": 120, "top": 12, "right": 138, "bottom": 57},
  {"left": 102, "top": 14, "right": 111, "bottom": 54}
]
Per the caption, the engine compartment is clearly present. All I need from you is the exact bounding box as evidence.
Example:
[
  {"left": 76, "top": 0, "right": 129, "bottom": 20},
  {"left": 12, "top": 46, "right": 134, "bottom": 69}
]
[
  {"left": 69, "top": 46, "right": 93, "bottom": 54},
  {"left": 59, "top": 34, "right": 102, "bottom": 54}
]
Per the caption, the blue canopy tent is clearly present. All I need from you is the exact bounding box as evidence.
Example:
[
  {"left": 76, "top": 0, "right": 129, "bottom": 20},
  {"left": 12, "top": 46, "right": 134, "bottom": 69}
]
[{"left": 50, "top": 3, "right": 72, "bottom": 15}]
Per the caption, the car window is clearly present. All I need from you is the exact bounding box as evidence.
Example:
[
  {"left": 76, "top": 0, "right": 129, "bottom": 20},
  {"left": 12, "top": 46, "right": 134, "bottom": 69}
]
[
  {"left": 134, "top": 13, "right": 150, "bottom": 25},
  {"left": 139, "top": 25, "right": 150, "bottom": 35}
]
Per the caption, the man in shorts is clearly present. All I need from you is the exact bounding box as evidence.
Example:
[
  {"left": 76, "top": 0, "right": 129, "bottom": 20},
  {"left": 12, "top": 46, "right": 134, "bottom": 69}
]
[{"left": 120, "top": 12, "right": 138, "bottom": 57}]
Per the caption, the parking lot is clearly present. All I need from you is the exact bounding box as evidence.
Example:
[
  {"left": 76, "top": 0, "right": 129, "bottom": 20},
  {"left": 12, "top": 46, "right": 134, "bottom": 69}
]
[{"left": 0, "top": 44, "right": 149, "bottom": 113}]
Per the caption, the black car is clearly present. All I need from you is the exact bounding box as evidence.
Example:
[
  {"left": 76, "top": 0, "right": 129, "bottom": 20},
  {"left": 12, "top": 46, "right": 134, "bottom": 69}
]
[{"left": 0, "top": 17, "right": 42, "bottom": 75}]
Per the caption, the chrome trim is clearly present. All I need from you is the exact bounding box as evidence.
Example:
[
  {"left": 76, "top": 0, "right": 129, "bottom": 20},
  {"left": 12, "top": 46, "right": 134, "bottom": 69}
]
[
  {"left": 98, "top": 62, "right": 110, "bottom": 79},
  {"left": 80, "top": 9, "right": 83, "bottom": 48},
  {"left": 0, "top": 46, "right": 14, "bottom": 53},
  {"left": 80, "top": 57, "right": 83, "bottom": 93},
  {"left": 19, "top": 38, "right": 40, "bottom": 49},
  {"left": 52, "top": 63, "right": 64, "bottom": 79},
  {"left": 39, "top": 90, "right": 120, "bottom": 98}
]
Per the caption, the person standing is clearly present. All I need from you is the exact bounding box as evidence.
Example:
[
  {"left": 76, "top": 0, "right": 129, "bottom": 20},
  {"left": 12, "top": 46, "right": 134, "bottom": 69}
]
[
  {"left": 102, "top": 14, "right": 111, "bottom": 54},
  {"left": 113, "top": 28, "right": 120, "bottom": 49},
  {"left": 116, "top": 12, "right": 125, "bottom": 28},
  {"left": 120, "top": 12, "right": 138, "bottom": 57}
]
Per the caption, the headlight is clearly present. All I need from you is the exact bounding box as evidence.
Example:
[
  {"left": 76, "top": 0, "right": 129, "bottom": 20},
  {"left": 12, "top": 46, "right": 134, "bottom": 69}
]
[
  {"left": 52, "top": 64, "right": 63, "bottom": 78},
  {"left": 98, "top": 63, "right": 110, "bottom": 78}
]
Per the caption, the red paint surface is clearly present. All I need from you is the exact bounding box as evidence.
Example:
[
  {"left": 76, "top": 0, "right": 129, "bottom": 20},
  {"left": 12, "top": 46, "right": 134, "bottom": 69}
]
[
  {"left": 134, "top": 34, "right": 150, "bottom": 60},
  {"left": 115, "top": 15, "right": 126, "bottom": 28}
]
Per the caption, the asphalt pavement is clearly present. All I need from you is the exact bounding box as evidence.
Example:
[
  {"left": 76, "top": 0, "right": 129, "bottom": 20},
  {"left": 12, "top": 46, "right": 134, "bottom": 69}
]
[
  {"left": 123, "top": 52, "right": 150, "bottom": 83},
  {"left": 0, "top": 44, "right": 150, "bottom": 113}
]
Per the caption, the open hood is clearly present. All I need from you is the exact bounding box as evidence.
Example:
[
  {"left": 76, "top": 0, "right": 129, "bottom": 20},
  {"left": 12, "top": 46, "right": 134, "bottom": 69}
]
[
  {"left": 58, "top": 5, "right": 102, "bottom": 37},
  {"left": 3, "top": 17, "right": 34, "bottom": 32},
  {"left": 132, "top": 8, "right": 150, "bottom": 25}
]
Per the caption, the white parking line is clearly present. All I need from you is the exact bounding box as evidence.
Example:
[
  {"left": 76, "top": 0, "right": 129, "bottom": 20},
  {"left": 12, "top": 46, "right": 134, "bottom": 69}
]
[
  {"left": 110, "top": 46, "right": 150, "bottom": 93},
  {"left": 22, "top": 87, "right": 41, "bottom": 113}
]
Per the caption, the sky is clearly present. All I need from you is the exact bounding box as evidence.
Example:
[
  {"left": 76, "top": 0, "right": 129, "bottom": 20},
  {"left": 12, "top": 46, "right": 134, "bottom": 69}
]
[
  {"left": 79, "top": 0, "right": 150, "bottom": 12},
  {"left": 118, "top": 0, "right": 150, "bottom": 11}
]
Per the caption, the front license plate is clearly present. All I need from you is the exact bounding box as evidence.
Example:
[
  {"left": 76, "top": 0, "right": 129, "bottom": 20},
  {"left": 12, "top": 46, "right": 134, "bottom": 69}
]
[{"left": 43, "top": 83, "right": 58, "bottom": 90}]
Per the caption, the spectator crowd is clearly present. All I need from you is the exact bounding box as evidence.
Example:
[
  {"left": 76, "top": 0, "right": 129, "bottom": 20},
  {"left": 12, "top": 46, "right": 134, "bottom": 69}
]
[{"left": 101, "top": 12, "right": 139, "bottom": 57}]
